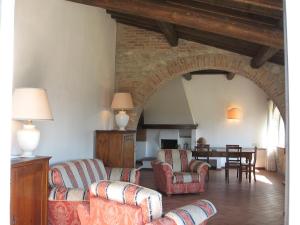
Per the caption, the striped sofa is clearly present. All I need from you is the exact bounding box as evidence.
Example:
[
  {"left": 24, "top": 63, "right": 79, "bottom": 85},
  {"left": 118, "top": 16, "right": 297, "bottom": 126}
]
[
  {"left": 48, "top": 159, "right": 140, "bottom": 225},
  {"left": 151, "top": 149, "right": 210, "bottom": 195},
  {"left": 77, "top": 180, "right": 217, "bottom": 225}
]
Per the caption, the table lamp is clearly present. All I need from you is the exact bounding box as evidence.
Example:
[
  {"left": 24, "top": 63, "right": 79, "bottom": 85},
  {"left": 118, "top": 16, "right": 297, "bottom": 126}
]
[
  {"left": 12, "top": 88, "right": 53, "bottom": 157},
  {"left": 111, "top": 92, "right": 134, "bottom": 130}
]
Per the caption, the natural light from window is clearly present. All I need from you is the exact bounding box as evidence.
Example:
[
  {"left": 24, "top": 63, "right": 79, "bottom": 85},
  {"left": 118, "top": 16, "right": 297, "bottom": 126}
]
[{"left": 256, "top": 174, "right": 273, "bottom": 185}]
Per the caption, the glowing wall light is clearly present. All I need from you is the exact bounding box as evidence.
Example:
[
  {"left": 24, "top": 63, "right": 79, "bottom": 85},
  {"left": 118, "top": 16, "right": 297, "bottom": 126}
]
[{"left": 227, "top": 107, "right": 242, "bottom": 120}]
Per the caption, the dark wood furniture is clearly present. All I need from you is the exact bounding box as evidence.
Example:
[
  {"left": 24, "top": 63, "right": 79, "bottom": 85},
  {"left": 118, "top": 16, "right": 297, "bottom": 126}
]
[
  {"left": 94, "top": 130, "right": 136, "bottom": 168},
  {"left": 194, "top": 144, "right": 210, "bottom": 180},
  {"left": 241, "top": 146, "right": 257, "bottom": 182},
  {"left": 225, "top": 145, "right": 242, "bottom": 183},
  {"left": 192, "top": 150, "right": 255, "bottom": 183},
  {"left": 11, "top": 156, "right": 51, "bottom": 225}
]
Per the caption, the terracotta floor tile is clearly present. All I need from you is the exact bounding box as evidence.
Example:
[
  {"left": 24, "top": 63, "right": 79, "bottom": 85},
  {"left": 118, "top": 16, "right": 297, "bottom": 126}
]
[{"left": 140, "top": 169, "right": 285, "bottom": 225}]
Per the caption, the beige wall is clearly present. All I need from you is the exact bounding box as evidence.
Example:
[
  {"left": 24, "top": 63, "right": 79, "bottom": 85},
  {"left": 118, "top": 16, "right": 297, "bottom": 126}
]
[
  {"left": 144, "top": 77, "right": 194, "bottom": 124},
  {"left": 12, "top": 0, "right": 116, "bottom": 163},
  {"left": 182, "top": 75, "right": 269, "bottom": 147}
]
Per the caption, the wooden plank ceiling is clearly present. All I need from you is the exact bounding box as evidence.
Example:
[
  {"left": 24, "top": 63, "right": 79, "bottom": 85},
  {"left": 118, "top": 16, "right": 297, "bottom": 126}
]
[{"left": 68, "top": 0, "right": 284, "bottom": 68}]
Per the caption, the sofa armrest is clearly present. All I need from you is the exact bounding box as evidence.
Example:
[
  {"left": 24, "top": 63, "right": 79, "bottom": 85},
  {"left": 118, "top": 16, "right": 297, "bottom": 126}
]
[
  {"left": 77, "top": 203, "right": 90, "bottom": 225},
  {"left": 105, "top": 167, "right": 140, "bottom": 185},
  {"left": 48, "top": 186, "right": 89, "bottom": 201},
  {"left": 151, "top": 160, "right": 174, "bottom": 194},
  {"left": 147, "top": 200, "right": 217, "bottom": 225},
  {"left": 151, "top": 160, "right": 173, "bottom": 176},
  {"left": 189, "top": 160, "right": 210, "bottom": 174},
  {"left": 90, "top": 180, "right": 163, "bottom": 224},
  {"left": 149, "top": 200, "right": 216, "bottom": 225}
]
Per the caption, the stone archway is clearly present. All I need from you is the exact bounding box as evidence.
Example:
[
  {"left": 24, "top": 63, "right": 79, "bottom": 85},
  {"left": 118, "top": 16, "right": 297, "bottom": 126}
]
[
  {"left": 121, "top": 54, "right": 285, "bottom": 129},
  {"left": 115, "top": 24, "right": 285, "bottom": 129}
]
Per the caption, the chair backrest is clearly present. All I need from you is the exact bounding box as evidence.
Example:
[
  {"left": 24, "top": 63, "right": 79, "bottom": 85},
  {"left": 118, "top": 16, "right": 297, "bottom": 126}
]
[
  {"left": 253, "top": 146, "right": 258, "bottom": 165},
  {"left": 49, "top": 159, "right": 107, "bottom": 189},
  {"left": 195, "top": 144, "right": 210, "bottom": 163},
  {"left": 226, "top": 145, "right": 242, "bottom": 163},
  {"left": 157, "top": 149, "right": 193, "bottom": 172},
  {"left": 90, "top": 180, "right": 163, "bottom": 224}
]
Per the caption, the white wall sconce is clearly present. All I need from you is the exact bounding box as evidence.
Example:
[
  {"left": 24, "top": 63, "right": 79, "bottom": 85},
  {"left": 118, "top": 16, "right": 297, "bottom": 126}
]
[
  {"left": 111, "top": 92, "right": 134, "bottom": 130},
  {"left": 12, "top": 88, "right": 53, "bottom": 157}
]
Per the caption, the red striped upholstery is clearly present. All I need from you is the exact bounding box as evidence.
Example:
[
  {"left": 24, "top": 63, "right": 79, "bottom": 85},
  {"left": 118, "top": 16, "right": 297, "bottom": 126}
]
[
  {"left": 157, "top": 149, "right": 193, "bottom": 172},
  {"left": 105, "top": 167, "right": 139, "bottom": 184},
  {"left": 189, "top": 160, "right": 211, "bottom": 174},
  {"left": 49, "top": 187, "right": 89, "bottom": 201},
  {"left": 173, "top": 172, "right": 201, "bottom": 184},
  {"left": 152, "top": 150, "right": 209, "bottom": 195},
  {"left": 90, "top": 180, "right": 163, "bottom": 224},
  {"left": 165, "top": 200, "right": 217, "bottom": 225},
  {"left": 49, "top": 159, "right": 107, "bottom": 189},
  {"left": 48, "top": 159, "right": 140, "bottom": 225}
]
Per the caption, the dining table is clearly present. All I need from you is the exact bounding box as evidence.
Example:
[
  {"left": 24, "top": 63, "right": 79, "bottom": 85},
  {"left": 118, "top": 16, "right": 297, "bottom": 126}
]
[{"left": 192, "top": 149, "right": 256, "bottom": 183}]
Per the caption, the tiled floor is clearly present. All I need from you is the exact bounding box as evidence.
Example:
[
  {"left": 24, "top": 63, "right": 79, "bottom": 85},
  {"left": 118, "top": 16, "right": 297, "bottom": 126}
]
[{"left": 140, "top": 169, "right": 285, "bottom": 225}]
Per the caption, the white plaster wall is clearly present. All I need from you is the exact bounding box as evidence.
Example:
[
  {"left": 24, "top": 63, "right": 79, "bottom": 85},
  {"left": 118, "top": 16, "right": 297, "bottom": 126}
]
[
  {"left": 145, "top": 129, "right": 160, "bottom": 157},
  {"left": 143, "top": 75, "right": 269, "bottom": 159},
  {"left": 144, "top": 77, "right": 194, "bottom": 124},
  {"left": 182, "top": 75, "right": 268, "bottom": 148},
  {"left": 12, "top": 0, "right": 116, "bottom": 163},
  {"left": 136, "top": 141, "right": 147, "bottom": 160}
]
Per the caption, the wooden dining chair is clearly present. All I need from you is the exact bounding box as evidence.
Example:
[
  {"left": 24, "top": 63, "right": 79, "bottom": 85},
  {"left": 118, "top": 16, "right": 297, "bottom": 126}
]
[
  {"left": 195, "top": 144, "right": 210, "bottom": 180},
  {"left": 225, "top": 145, "right": 242, "bottom": 183},
  {"left": 241, "top": 146, "right": 257, "bottom": 182}
]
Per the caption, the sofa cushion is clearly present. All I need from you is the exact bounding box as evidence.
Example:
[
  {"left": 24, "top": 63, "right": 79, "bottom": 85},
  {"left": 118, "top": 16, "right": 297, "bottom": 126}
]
[
  {"left": 49, "top": 186, "right": 89, "bottom": 201},
  {"left": 105, "top": 167, "right": 139, "bottom": 184},
  {"left": 90, "top": 180, "right": 163, "bottom": 224},
  {"left": 157, "top": 149, "right": 193, "bottom": 172},
  {"left": 165, "top": 200, "right": 217, "bottom": 225},
  {"left": 49, "top": 159, "right": 107, "bottom": 189},
  {"left": 172, "top": 172, "right": 201, "bottom": 184}
]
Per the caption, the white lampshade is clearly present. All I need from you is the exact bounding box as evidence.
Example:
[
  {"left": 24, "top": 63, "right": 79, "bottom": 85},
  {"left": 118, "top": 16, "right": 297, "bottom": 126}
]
[
  {"left": 111, "top": 92, "right": 134, "bottom": 110},
  {"left": 12, "top": 88, "right": 53, "bottom": 121}
]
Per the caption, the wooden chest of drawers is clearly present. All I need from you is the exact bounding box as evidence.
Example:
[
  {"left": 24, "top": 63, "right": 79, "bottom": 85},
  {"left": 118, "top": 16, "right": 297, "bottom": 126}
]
[
  {"left": 94, "top": 130, "right": 135, "bottom": 168},
  {"left": 11, "top": 156, "right": 50, "bottom": 225}
]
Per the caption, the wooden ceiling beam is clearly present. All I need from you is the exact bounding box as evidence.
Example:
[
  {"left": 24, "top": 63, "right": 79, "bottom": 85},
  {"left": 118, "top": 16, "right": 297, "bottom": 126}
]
[
  {"left": 183, "top": 70, "right": 236, "bottom": 81},
  {"left": 226, "top": 72, "right": 235, "bottom": 80},
  {"left": 108, "top": 12, "right": 284, "bottom": 65},
  {"left": 157, "top": 21, "right": 178, "bottom": 46},
  {"left": 251, "top": 46, "right": 280, "bottom": 68},
  {"left": 183, "top": 73, "right": 192, "bottom": 81},
  {"left": 189, "top": 0, "right": 282, "bottom": 18},
  {"left": 68, "top": 0, "right": 283, "bottom": 49},
  {"left": 166, "top": 0, "right": 280, "bottom": 26}
]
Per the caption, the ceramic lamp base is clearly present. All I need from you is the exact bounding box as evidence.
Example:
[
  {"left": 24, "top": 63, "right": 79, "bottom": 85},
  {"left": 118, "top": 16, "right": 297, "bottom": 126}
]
[
  {"left": 115, "top": 110, "right": 129, "bottom": 130},
  {"left": 17, "top": 123, "right": 40, "bottom": 157}
]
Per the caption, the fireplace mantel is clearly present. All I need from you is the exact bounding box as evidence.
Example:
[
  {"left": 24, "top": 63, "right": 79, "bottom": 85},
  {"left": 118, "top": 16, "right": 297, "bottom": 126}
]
[{"left": 142, "top": 124, "right": 198, "bottom": 129}]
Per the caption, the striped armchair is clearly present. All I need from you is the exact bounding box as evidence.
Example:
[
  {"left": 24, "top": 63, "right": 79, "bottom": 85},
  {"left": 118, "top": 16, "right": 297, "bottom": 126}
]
[
  {"left": 77, "top": 180, "right": 217, "bottom": 225},
  {"left": 151, "top": 149, "right": 210, "bottom": 195},
  {"left": 48, "top": 159, "right": 140, "bottom": 225}
]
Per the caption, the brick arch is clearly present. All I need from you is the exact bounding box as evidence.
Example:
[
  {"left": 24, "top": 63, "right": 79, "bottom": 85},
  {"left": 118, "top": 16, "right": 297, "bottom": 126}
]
[{"left": 126, "top": 54, "right": 285, "bottom": 129}]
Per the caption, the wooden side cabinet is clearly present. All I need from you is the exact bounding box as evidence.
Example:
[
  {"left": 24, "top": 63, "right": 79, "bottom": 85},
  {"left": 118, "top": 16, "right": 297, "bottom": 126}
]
[
  {"left": 11, "top": 156, "right": 51, "bottom": 225},
  {"left": 95, "top": 130, "right": 136, "bottom": 168}
]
